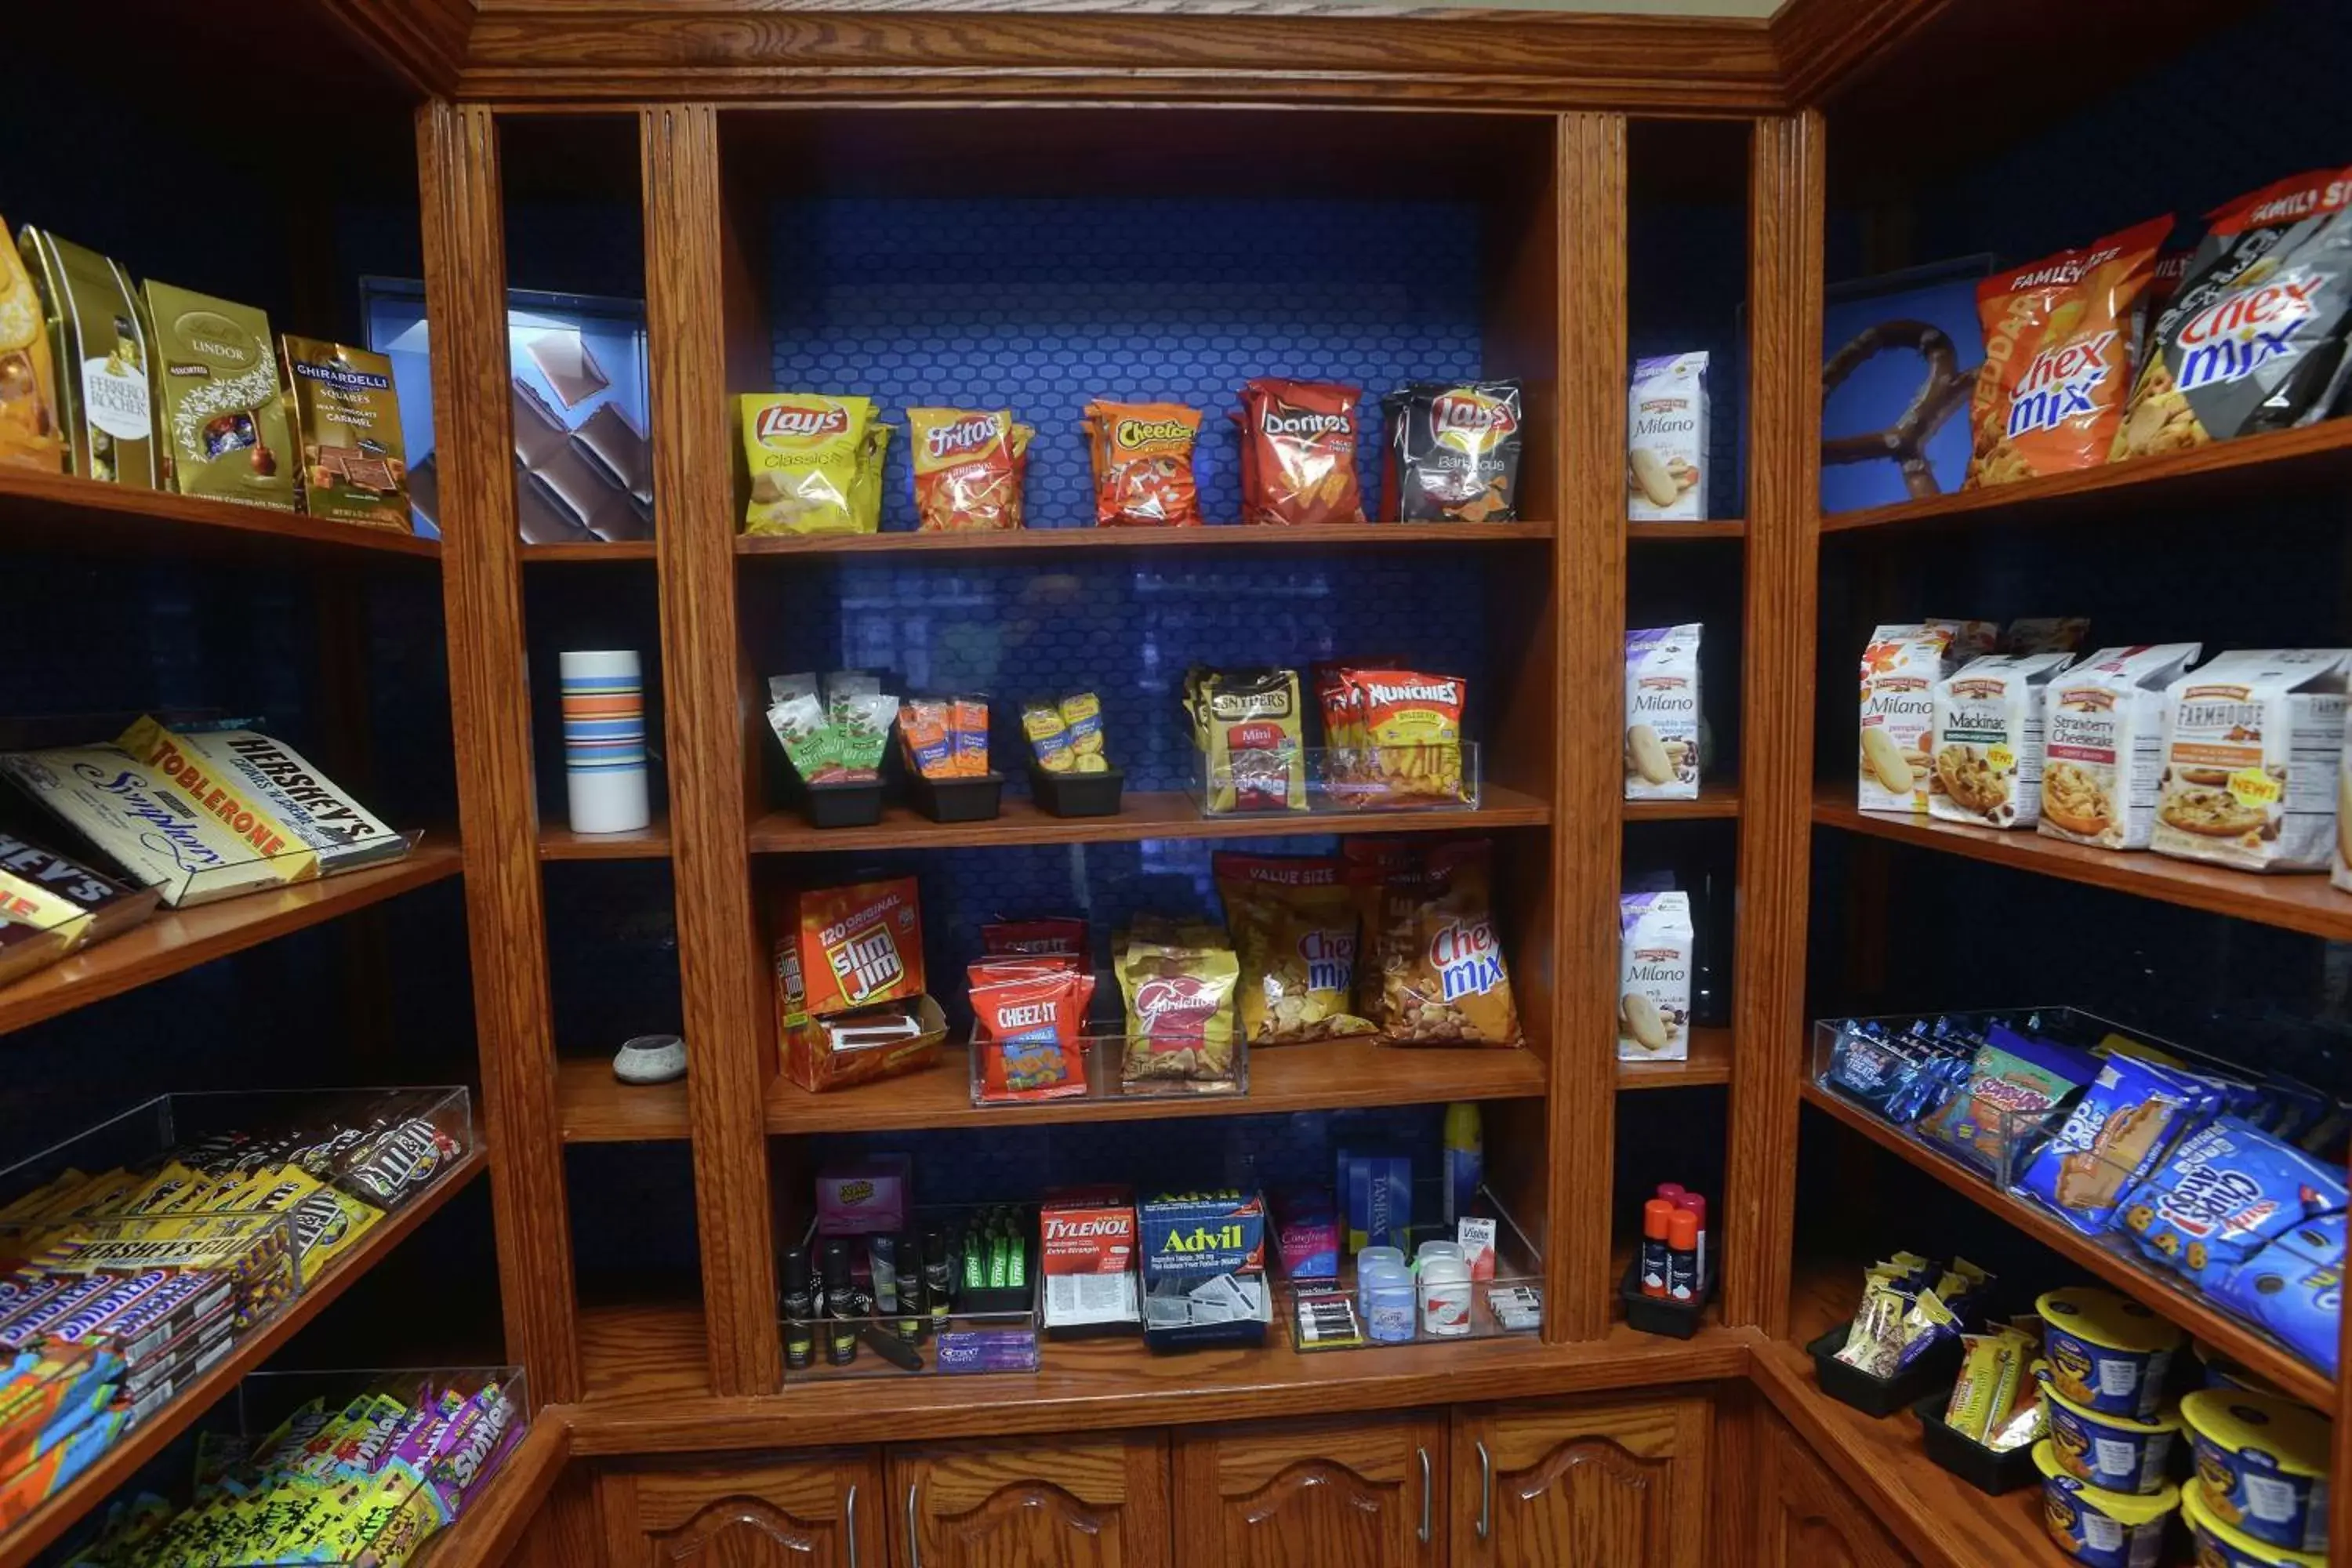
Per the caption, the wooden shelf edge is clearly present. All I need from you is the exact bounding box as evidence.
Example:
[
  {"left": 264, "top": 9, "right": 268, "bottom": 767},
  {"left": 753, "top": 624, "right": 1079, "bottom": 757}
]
[
  {"left": 1820, "top": 419, "right": 2352, "bottom": 535},
  {"left": 0, "top": 842, "right": 465, "bottom": 1040},
  {"left": 0, "top": 467, "right": 441, "bottom": 561},
  {"left": 1624, "top": 781, "right": 1740, "bottom": 822},
  {"left": 1812, "top": 789, "right": 2352, "bottom": 943},
  {"left": 1628, "top": 519, "right": 1746, "bottom": 541},
  {"left": 538, "top": 817, "right": 673, "bottom": 860},
  {"left": 0, "top": 1151, "right": 488, "bottom": 1568},
  {"left": 735, "top": 521, "right": 1554, "bottom": 557},
  {"left": 1750, "top": 1337, "right": 2064, "bottom": 1568},
  {"left": 1798, "top": 1081, "right": 2336, "bottom": 1408},
  {"left": 1616, "top": 1026, "right": 1730, "bottom": 1090},
  {"left": 518, "top": 539, "right": 657, "bottom": 563},
  {"left": 412, "top": 1417, "right": 572, "bottom": 1568}
]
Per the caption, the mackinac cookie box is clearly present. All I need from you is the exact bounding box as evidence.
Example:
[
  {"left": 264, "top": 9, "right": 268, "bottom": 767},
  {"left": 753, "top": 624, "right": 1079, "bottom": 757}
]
[
  {"left": 2034, "top": 1441, "right": 2178, "bottom": 1568},
  {"left": 2180, "top": 1388, "right": 2331, "bottom": 1554},
  {"left": 2038, "top": 1286, "right": 2183, "bottom": 1419}
]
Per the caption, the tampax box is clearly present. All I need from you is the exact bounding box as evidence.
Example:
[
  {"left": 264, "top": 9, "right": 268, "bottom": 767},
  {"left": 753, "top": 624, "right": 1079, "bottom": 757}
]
[
  {"left": 1040, "top": 1185, "right": 1139, "bottom": 1337},
  {"left": 1140, "top": 1190, "right": 1268, "bottom": 1352}
]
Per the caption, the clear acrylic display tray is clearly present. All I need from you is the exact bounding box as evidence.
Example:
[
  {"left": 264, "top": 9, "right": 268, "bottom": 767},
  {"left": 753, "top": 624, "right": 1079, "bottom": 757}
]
[
  {"left": 782, "top": 1207, "right": 1041, "bottom": 1384},
  {"left": 1283, "top": 1184, "right": 1544, "bottom": 1353},
  {"left": 967, "top": 1025, "right": 1248, "bottom": 1107},
  {"left": 0, "top": 1087, "right": 477, "bottom": 1300},
  {"left": 1193, "top": 743, "right": 1480, "bottom": 818},
  {"left": 105, "top": 826, "right": 425, "bottom": 911}
]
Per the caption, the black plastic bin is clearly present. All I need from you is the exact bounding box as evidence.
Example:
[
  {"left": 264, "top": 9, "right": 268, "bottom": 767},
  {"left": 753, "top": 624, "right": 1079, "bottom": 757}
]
[
  {"left": 1805, "top": 1321, "right": 1962, "bottom": 1418},
  {"left": 909, "top": 770, "right": 1004, "bottom": 823},
  {"left": 800, "top": 779, "right": 884, "bottom": 829},
  {"left": 1029, "top": 765, "right": 1123, "bottom": 818},
  {"left": 1617, "top": 1261, "right": 1712, "bottom": 1340},
  {"left": 1911, "top": 1392, "right": 2039, "bottom": 1494}
]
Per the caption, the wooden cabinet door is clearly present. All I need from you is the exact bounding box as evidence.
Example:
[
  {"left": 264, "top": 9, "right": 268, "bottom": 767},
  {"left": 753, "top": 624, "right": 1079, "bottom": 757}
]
[
  {"left": 599, "top": 1450, "right": 886, "bottom": 1568},
  {"left": 888, "top": 1433, "right": 1170, "bottom": 1568},
  {"left": 1451, "top": 1396, "right": 1711, "bottom": 1568},
  {"left": 1759, "top": 1416, "right": 1912, "bottom": 1568},
  {"left": 1170, "top": 1414, "right": 1445, "bottom": 1568}
]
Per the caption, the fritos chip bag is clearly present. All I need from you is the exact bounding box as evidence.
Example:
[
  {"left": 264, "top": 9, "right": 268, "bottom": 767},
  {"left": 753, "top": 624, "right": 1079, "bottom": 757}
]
[
  {"left": 1965, "top": 216, "right": 2171, "bottom": 486},
  {"left": 1353, "top": 839, "right": 1521, "bottom": 1047},
  {"left": 1233, "top": 378, "right": 1366, "bottom": 525},
  {"left": 1082, "top": 400, "right": 1202, "bottom": 526},
  {"left": 741, "top": 393, "right": 889, "bottom": 535},
  {"left": 1188, "top": 666, "right": 1308, "bottom": 813},
  {"left": 908, "top": 407, "right": 1032, "bottom": 532},
  {"left": 1382, "top": 380, "right": 1524, "bottom": 521},
  {"left": 1214, "top": 852, "right": 1374, "bottom": 1044},
  {"left": 971, "top": 964, "right": 1094, "bottom": 1102},
  {"left": 2114, "top": 167, "right": 2352, "bottom": 459},
  {"left": 1117, "top": 919, "right": 1240, "bottom": 1083}
]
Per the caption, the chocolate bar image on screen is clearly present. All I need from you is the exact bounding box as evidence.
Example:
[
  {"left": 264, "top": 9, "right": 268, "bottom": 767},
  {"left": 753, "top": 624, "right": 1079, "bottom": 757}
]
[
  {"left": 406, "top": 453, "right": 441, "bottom": 533},
  {"left": 516, "top": 464, "right": 594, "bottom": 544},
  {"left": 573, "top": 401, "right": 654, "bottom": 509},
  {"left": 511, "top": 376, "right": 570, "bottom": 468},
  {"left": 527, "top": 330, "right": 610, "bottom": 410}
]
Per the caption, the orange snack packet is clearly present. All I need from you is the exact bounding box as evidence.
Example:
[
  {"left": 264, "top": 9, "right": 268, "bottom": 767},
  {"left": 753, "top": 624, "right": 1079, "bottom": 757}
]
[
  {"left": 1965, "top": 216, "right": 2172, "bottom": 486},
  {"left": 1082, "top": 401, "right": 1202, "bottom": 526},
  {"left": 971, "top": 967, "right": 1094, "bottom": 1102}
]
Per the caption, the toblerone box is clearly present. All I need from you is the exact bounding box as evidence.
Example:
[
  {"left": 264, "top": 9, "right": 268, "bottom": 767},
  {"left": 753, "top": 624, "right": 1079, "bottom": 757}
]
[
  {"left": 17, "top": 228, "right": 157, "bottom": 487},
  {"left": 143, "top": 281, "right": 295, "bottom": 511},
  {"left": 2153, "top": 649, "right": 2352, "bottom": 873},
  {"left": 2039, "top": 644, "right": 2203, "bottom": 851}
]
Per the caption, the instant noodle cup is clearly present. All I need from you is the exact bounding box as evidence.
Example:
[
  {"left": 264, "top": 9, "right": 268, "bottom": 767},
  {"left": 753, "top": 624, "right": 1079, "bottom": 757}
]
[
  {"left": 2183, "top": 1478, "right": 2326, "bottom": 1568},
  {"left": 2034, "top": 1442, "right": 2178, "bottom": 1568},
  {"left": 2180, "top": 1388, "right": 2331, "bottom": 1553},
  {"left": 2034, "top": 1361, "right": 2180, "bottom": 1495},
  {"left": 2037, "top": 1287, "right": 2183, "bottom": 1419}
]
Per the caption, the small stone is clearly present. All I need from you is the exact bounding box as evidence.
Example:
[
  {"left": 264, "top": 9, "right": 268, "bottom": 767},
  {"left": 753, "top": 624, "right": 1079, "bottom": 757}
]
[{"left": 613, "top": 1033, "right": 687, "bottom": 1085}]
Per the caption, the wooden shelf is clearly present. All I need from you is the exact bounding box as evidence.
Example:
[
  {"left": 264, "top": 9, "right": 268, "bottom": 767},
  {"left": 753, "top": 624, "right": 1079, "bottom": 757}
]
[
  {"left": 572, "top": 1297, "right": 1751, "bottom": 1453},
  {"left": 0, "top": 1150, "right": 488, "bottom": 1568},
  {"left": 1820, "top": 419, "right": 2352, "bottom": 535},
  {"left": 1813, "top": 789, "right": 2352, "bottom": 942},
  {"left": 539, "top": 815, "right": 672, "bottom": 860},
  {"left": 1628, "top": 519, "right": 1745, "bottom": 541},
  {"left": 0, "top": 466, "right": 441, "bottom": 563},
  {"left": 560, "top": 1035, "right": 1548, "bottom": 1142},
  {"left": 736, "top": 520, "right": 1552, "bottom": 558},
  {"left": 1616, "top": 1025, "right": 1730, "bottom": 1090},
  {"left": 0, "top": 841, "right": 463, "bottom": 1039},
  {"left": 1624, "top": 779, "right": 1740, "bottom": 822},
  {"left": 1799, "top": 1079, "right": 2334, "bottom": 1407},
  {"left": 748, "top": 785, "right": 1549, "bottom": 853},
  {"left": 519, "top": 539, "right": 658, "bottom": 563}
]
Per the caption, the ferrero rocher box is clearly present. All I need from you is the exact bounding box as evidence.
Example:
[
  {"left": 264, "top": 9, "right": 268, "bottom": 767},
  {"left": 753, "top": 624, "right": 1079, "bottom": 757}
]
[
  {"left": 17, "top": 228, "right": 158, "bottom": 487},
  {"left": 280, "top": 335, "right": 410, "bottom": 530},
  {"left": 0, "top": 215, "right": 61, "bottom": 473},
  {"left": 143, "top": 281, "right": 294, "bottom": 511}
]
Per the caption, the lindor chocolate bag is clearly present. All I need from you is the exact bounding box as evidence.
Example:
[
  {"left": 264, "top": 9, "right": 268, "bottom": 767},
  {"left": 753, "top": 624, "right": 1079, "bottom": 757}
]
[
  {"left": 0, "top": 214, "right": 60, "bottom": 472},
  {"left": 281, "top": 336, "right": 411, "bottom": 530},
  {"left": 18, "top": 227, "right": 158, "bottom": 487},
  {"left": 143, "top": 281, "right": 294, "bottom": 511}
]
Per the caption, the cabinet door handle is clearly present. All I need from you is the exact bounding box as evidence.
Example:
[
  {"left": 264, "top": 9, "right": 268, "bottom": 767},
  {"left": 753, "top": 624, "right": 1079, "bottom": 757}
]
[
  {"left": 1475, "top": 1439, "right": 1493, "bottom": 1542},
  {"left": 1417, "top": 1446, "right": 1432, "bottom": 1544},
  {"left": 845, "top": 1483, "right": 860, "bottom": 1568},
  {"left": 905, "top": 1479, "right": 922, "bottom": 1568}
]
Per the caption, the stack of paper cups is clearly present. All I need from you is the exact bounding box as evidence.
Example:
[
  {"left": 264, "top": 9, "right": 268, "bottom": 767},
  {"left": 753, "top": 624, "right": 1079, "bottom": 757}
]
[{"left": 561, "top": 650, "right": 651, "bottom": 834}]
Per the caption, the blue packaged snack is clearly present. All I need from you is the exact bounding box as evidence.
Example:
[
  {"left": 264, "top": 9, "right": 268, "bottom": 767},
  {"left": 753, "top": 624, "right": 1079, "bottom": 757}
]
[
  {"left": 1825, "top": 1023, "right": 1929, "bottom": 1121},
  {"left": 2116, "top": 1118, "right": 2350, "bottom": 1289},
  {"left": 2261, "top": 1077, "right": 2332, "bottom": 1146},
  {"left": 2016, "top": 1054, "right": 2218, "bottom": 1236},
  {"left": 2217, "top": 1212, "right": 2344, "bottom": 1379},
  {"left": 1918, "top": 1025, "right": 2096, "bottom": 1180}
]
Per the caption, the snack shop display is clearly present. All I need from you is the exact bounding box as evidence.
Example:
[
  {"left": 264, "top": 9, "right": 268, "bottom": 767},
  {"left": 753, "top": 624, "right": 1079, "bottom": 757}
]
[
  {"left": 1232, "top": 378, "right": 1366, "bottom": 525},
  {"left": 1627, "top": 353, "right": 1708, "bottom": 520},
  {"left": 2114, "top": 167, "right": 2352, "bottom": 459},
  {"left": 280, "top": 336, "right": 410, "bottom": 530},
  {"left": 2152, "top": 648, "right": 2351, "bottom": 873},
  {"left": 17, "top": 229, "right": 156, "bottom": 488},
  {"left": 907, "top": 406, "right": 1033, "bottom": 532},
  {"left": 787, "top": 1196, "right": 1042, "bottom": 1378},
  {"left": 0, "top": 831, "right": 155, "bottom": 990},
  {"left": 1382, "top": 379, "right": 1523, "bottom": 521},
  {"left": 0, "top": 216, "right": 60, "bottom": 473},
  {"left": 1214, "top": 853, "right": 1374, "bottom": 1045},
  {"left": 1, "top": 717, "right": 409, "bottom": 909},
  {"left": 2040, "top": 644, "right": 2205, "bottom": 850},
  {"left": 1314, "top": 665, "right": 1472, "bottom": 808},
  {"left": 741, "top": 393, "right": 891, "bottom": 535},
  {"left": 1352, "top": 837, "right": 1523, "bottom": 1047},
  {"left": 1928, "top": 650, "right": 2075, "bottom": 829},
  {"left": 1624, "top": 626, "right": 1701, "bottom": 801},
  {"left": 1081, "top": 400, "right": 1202, "bottom": 526},
  {"left": 969, "top": 953, "right": 1094, "bottom": 1103},
  {"left": 58, "top": 1369, "right": 524, "bottom": 1566},
  {"left": 1187, "top": 666, "right": 1308, "bottom": 813},
  {"left": 768, "top": 671, "right": 900, "bottom": 788},
  {"left": 1617, "top": 891, "right": 1693, "bottom": 1062},
  {"left": 142, "top": 281, "right": 293, "bottom": 511},
  {"left": 771, "top": 877, "right": 946, "bottom": 1093},
  {"left": 1964, "top": 218, "right": 2170, "bottom": 487}
]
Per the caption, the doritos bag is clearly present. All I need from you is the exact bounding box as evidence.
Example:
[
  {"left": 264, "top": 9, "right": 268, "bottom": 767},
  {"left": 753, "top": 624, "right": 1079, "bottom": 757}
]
[
  {"left": 1965, "top": 217, "right": 2171, "bottom": 487},
  {"left": 1233, "top": 379, "right": 1365, "bottom": 525},
  {"left": 2114, "top": 167, "right": 2352, "bottom": 459}
]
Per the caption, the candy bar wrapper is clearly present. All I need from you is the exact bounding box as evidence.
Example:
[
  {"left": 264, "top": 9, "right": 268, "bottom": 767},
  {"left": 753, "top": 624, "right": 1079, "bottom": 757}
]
[
  {"left": 1944, "top": 1331, "right": 2020, "bottom": 1443},
  {"left": 331, "top": 1118, "right": 459, "bottom": 1211},
  {"left": 833, "top": 692, "right": 897, "bottom": 779},
  {"left": 950, "top": 697, "right": 990, "bottom": 776},
  {"left": 0, "top": 1404, "right": 125, "bottom": 1530},
  {"left": 426, "top": 1383, "right": 519, "bottom": 1517}
]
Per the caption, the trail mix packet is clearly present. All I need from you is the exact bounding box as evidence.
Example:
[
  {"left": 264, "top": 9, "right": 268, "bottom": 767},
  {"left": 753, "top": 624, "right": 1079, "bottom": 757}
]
[{"left": 768, "top": 671, "right": 898, "bottom": 785}]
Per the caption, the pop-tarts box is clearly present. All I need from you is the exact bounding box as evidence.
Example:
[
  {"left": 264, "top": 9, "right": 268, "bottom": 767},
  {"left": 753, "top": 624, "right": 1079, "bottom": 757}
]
[{"left": 1138, "top": 1190, "right": 1267, "bottom": 1352}]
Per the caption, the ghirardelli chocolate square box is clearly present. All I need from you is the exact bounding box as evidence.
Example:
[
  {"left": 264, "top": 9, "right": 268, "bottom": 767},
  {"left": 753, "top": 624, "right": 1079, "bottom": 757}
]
[
  {"left": 18, "top": 228, "right": 158, "bottom": 487},
  {"left": 143, "top": 281, "right": 293, "bottom": 511},
  {"left": 281, "top": 336, "right": 410, "bottom": 530}
]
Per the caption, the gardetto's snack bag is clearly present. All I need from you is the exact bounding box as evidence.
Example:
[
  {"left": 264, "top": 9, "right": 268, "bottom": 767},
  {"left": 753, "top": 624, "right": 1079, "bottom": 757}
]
[
  {"left": 2114, "top": 168, "right": 2352, "bottom": 458},
  {"left": 2153, "top": 649, "right": 2352, "bottom": 873},
  {"left": 1966, "top": 217, "right": 2171, "bottom": 486}
]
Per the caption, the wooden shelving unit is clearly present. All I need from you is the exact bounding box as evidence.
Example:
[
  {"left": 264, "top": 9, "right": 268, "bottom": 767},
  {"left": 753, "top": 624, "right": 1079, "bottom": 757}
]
[
  {"left": 1617, "top": 1025, "right": 1731, "bottom": 1090},
  {"left": 1625, "top": 780, "right": 1741, "bottom": 822},
  {"left": 0, "top": 466, "right": 441, "bottom": 562},
  {"left": 0, "top": 842, "right": 462, "bottom": 1038},
  {"left": 520, "top": 539, "right": 658, "bottom": 564},
  {"left": 1629, "top": 519, "right": 1747, "bottom": 542}
]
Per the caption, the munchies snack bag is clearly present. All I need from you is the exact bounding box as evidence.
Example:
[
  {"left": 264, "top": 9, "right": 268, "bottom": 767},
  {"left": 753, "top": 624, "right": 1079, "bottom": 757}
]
[{"left": 1965, "top": 216, "right": 2171, "bottom": 487}]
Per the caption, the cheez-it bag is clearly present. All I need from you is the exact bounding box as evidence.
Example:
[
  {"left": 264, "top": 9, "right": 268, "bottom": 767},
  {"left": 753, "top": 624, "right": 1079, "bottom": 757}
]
[{"left": 1965, "top": 216, "right": 2172, "bottom": 488}]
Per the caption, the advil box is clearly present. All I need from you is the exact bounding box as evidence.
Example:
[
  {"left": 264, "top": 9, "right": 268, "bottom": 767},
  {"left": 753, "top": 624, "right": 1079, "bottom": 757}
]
[
  {"left": 1040, "top": 1185, "right": 1138, "bottom": 1338},
  {"left": 1139, "top": 1190, "right": 1267, "bottom": 1353}
]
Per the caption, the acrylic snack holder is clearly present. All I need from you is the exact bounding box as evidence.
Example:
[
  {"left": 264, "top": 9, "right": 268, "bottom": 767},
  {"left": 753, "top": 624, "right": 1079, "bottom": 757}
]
[
  {"left": 967, "top": 1026, "right": 1249, "bottom": 1109},
  {"left": 782, "top": 1205, "right": 1041, "bottom": 1384},
  {"left": 1193, "top": 743, "right": 1481, "bottom": 818},
  {"left": 1283, "top": 1183, "right": 1544, "bottom": 1353}
]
